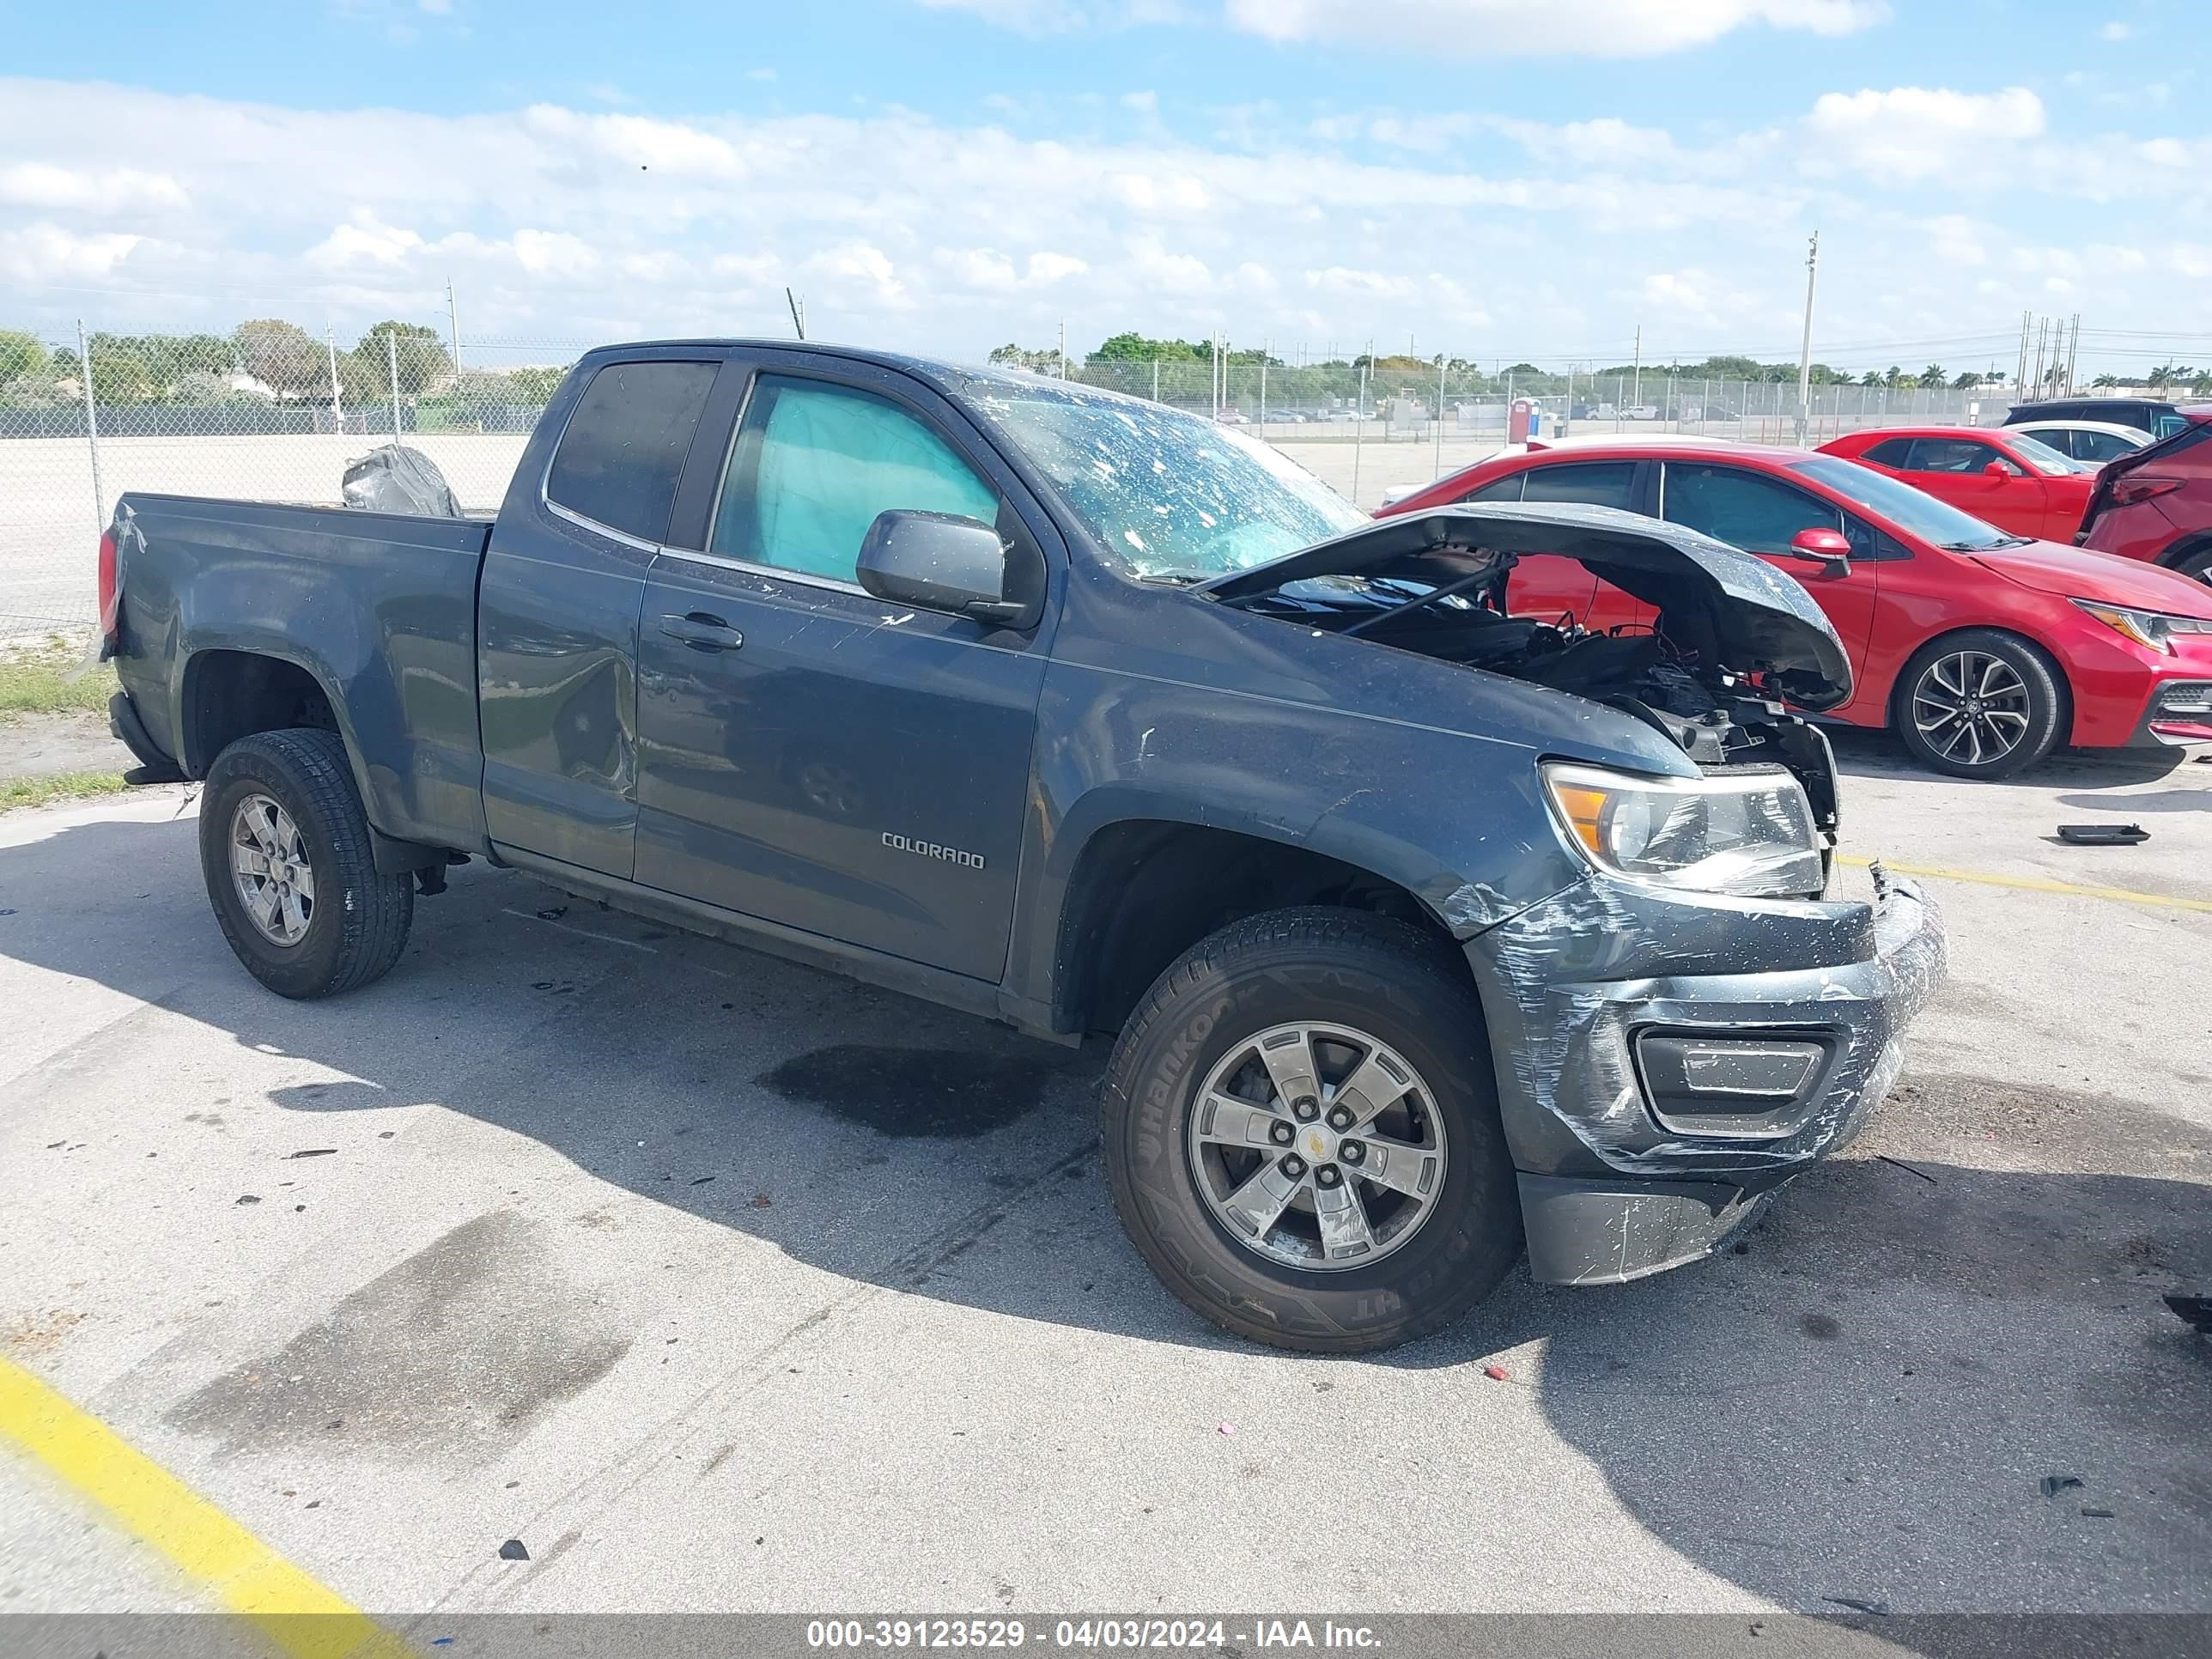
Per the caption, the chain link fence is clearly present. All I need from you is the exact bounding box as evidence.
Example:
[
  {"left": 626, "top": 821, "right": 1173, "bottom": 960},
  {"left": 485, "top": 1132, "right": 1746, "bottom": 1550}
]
[{"left": 1, "top": 319, "right": 2034, "bottom": 644}]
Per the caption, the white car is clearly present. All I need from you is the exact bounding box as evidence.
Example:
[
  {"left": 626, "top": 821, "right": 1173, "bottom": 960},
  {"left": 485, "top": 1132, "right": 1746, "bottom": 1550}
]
[{"left": 2006, "top": 418, "right": 2154, "bottom": 467}]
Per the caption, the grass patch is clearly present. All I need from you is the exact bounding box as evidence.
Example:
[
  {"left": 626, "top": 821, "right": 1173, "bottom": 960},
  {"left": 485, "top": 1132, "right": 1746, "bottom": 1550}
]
[
  {"left": 0, "top": 637, "right": 118, "bottom": 720},
  {"left": 0, "top": 769, "right": 131, "bottom": 812}
]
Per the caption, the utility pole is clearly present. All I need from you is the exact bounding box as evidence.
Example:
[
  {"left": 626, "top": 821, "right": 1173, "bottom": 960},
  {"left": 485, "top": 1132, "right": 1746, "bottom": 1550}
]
[
  {"left": 446, "top": 277, "right": 463, "bottom": 375},
  {"left": 1433, "top": 350, "right": 1447, "bottom": 478},
  {"left": 1059, "top": 317, "right": 1067, "bottom": 380},
  {"left": 1352, "top": 339, "right": 1371, "bottom": 506},
  {"left": 2032, "top": 317, "right": 2049, "bottom": 397},
  {"left": 2064, "top": 313, "right": 2081, "bottom": 395},
  {"left": 2014, "top": 310, "right": 2032, "bottom": 397},
  {"left": 325, "top": 325, "right": 343, "bottom": 435},
  {"left": 1795, "top": 232, "right": 1820, "bottom": 447},
  {"left": 386, "top": 327, "right": 403, "bottom": 447},
  {"left": 76, "top": 319, "right": 105, "bottom": 529},
  {"left": 1630, "top": 325, "right": 1642, "bottom": 411},
  {"left": 785, "top": 287, "right": 806, "bottom": 340}
]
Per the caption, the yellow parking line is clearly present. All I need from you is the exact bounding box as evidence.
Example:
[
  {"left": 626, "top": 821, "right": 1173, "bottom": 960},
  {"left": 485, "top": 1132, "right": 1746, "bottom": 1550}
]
[
  {"left": 0, "top": 1355, "right": 412, "bottom": 1658},
  {"left": 1839, "top": 854, "right": 2212, "bottom": 915}
]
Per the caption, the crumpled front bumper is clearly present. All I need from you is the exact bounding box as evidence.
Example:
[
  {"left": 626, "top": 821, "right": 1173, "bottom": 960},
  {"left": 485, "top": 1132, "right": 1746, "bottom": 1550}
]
[{"left": 1464, "top": 868, "right": 1946, "bottom": 1285}]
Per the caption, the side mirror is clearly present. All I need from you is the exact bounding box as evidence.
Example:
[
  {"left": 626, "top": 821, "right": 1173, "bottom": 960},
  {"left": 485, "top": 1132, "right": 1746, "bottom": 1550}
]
[
  {"left": 1983, "top": 459, "right": 2016, "bottom": 478},
  {"left": 857, "top": 509, "right": 1044, "bottom": 629},
  {"left": 1786, "top": 526, "right": 1853, "bottom": 578}
]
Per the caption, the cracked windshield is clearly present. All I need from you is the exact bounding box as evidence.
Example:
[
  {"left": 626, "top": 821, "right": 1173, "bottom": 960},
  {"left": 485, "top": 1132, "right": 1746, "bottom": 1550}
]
[{"left": 971, "top": 382, "right": 1370, "bottom": 580}]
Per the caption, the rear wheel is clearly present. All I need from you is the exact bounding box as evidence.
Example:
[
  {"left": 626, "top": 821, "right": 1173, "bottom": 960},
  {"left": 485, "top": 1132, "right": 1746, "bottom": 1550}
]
[
  {"left": 1101, "top": 908, "right": 1521, "bottom": 1352},
  {"left": 1893, "top": 629, "right": 2066, "bottom": 780},
  {"left": 198, "top": 728, "right": 413, "bottom": 999},
  {"left": 2169, "top": 542, "right": 2212, "bottom": 585}
]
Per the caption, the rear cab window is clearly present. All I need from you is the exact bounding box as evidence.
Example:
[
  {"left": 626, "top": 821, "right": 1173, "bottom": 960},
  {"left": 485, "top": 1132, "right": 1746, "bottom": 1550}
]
[{"left": 545, "top": 360, "right": 720, "bottom": 545}]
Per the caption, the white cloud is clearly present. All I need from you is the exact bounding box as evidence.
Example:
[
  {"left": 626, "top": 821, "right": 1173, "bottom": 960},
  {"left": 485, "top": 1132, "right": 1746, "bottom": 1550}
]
[
  {"left": 1223, "top": 0, "right": 1887, "bottom": 58},
  {"left": 2, "top": 72, "right": 2203, "bottom": 369},
  {"left": 1109, "top": 172, "right": 1210, "bottom": 213},
  {"left": 1805, "top": 86, "right": 2044, "bottom": 181},
  {"left": 1305, "top": 266, "right": 1416, "bottom": 301},
  {"left": 0, "top": 163, "right": 189, "bottom": 214},
  {"left": 512, "top": 228, "right": 600, "bottom": 278},
  {"left": 0, "top": 222, "right": 143, "bottom": 283},
  {"left": 2100, "top": 20, "right": 2130, "bottom": 40},
  {"left": 941, "top": 246, "right": 1020, "bottom": 289},
  {"left": 305, "top": 209, "right": 425, "bottom": 268},
  {"left": 1026, "top": 251, "right": 1089, "bottom": 283}
]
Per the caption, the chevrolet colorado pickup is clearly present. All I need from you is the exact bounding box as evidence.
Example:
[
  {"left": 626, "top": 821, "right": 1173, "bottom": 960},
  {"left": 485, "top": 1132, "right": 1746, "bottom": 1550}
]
[{"left": 100, "top": 340, "right": 1944, "bottom": 1352}]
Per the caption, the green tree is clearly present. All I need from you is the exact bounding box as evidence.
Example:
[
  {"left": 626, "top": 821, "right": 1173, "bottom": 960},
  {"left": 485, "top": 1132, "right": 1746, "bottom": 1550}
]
[
  {"left": 505, "top": 366, "right": 568, "bottom": 404},
  {"left": 0, "top": 329, "right": 52, "bottom": 384},
  {"left": 1954, "top": 371, "right": 1984, "bottom": 391},
  {"left": 986, "top": 342, "right": 1063, "bottom": 373},
  {"left": 233, "top": 319, "right": 326, "bottom": 399},
  {"left": 355, "top": 321, "right": 452, "bottom": 395},
  {"left": 1920, "top": 364, "right": 1948, "bottom": 389},
  {"left": 2089, "top": 374, "right": 2120, "bottom": 389},
  {"left": 1861, "top": 370, "right": 1882, "bottom": 386}
]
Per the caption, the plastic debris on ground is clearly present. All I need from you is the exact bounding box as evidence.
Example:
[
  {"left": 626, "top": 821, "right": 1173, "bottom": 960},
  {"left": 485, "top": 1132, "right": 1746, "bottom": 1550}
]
[
  {"left": 342, "top": 444, "right": 463, "bottom": 517},
  {"left": 2055, "top": 823, "right": 2148, "bottom": 846}
]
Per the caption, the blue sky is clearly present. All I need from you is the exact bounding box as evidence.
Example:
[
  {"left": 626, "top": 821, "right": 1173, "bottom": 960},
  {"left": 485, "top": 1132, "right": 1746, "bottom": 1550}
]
[{"left": 3, "top": 1, "right": 2206, "bottom": 376}]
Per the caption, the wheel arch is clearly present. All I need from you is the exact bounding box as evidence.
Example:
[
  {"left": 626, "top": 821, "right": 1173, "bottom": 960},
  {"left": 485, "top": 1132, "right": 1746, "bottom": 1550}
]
[
  {"left": 1045, "top": 816, "right": 1474, "bottom": 1038},
  {"left": 179, "top": 647, "right": 346, "bottom": 777},
  {"left": 2154, "top": 532, "right": 2212, "bottom": 576}
]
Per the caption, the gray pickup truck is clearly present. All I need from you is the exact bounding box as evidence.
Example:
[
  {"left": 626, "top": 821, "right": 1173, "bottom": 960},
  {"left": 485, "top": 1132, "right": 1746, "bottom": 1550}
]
[{"left": 101, "top": 340, "right": 1943, "bottom": 1352}]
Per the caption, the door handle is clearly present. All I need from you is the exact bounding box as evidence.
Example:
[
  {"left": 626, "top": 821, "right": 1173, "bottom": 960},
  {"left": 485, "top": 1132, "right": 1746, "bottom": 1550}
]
[{"left": 659, "top": 612, "right": 744, "bottom": 652}]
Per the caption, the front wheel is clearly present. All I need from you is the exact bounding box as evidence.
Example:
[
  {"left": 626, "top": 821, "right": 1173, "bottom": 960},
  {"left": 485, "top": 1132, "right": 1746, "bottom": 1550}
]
[
  {"left": 198, "top": 727, "right": 414, "bottom": 999},
  {"left": 1102, "top": 908, "right": 1521, "bottom": 1352},
  {"left": 1893, "top": 629, "right": 2066, "bottom": 780}
]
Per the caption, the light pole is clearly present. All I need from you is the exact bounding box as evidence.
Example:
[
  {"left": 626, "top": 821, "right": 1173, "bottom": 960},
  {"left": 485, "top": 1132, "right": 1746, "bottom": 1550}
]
[{"left": 1795, "top": 232, "right": 1819, "bottom": 447}]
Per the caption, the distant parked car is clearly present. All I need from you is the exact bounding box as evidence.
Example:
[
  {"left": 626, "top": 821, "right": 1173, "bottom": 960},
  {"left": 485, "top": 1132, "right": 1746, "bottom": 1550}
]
[
  {"left": 1819, "top": 425, "right": 2096, "bottom": 542},
  {"left": 2008, "top": 419, "right": 2154, "bottom": 467},
  {"left": 1381, "top": 434, "right": 2212, "bottom": 777},
  {"left": 2006, "top": 397, "right": 2191, "bottom": 441},
  {"left": 2077, "top": 405, "right": 2212, "bottom": 583},
  {"left": 1622, "top": 405, "right": 1660, "bottom": 421}
]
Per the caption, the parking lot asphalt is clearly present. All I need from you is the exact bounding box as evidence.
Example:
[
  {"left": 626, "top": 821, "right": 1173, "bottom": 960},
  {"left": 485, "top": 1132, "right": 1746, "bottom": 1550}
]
[{"left": 1, "top": 737, "right": 2207, "bottom": 1628}]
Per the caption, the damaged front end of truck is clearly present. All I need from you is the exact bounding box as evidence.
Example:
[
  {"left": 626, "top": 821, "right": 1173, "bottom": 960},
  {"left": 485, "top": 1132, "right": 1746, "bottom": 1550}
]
[{"left": 1200, "top": 502, "right": 1947, "bottom": 1285}]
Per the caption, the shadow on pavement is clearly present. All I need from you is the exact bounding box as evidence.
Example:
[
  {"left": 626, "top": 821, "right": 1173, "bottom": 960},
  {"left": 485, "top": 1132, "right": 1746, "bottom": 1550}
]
[
  {"left": 3, "top": 810, "right": 2209, "bottom": 1631},
  {"left": 1825, "top": 727, "right": 2191, "bottom": 790}
]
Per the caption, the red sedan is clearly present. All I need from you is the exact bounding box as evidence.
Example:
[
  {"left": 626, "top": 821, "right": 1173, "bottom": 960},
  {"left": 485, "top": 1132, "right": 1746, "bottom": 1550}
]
[
  {"left": 2078, "top": 406, "right": 2212, "bottom": 582},
  {"left": 1379, "top": 438, "right": 2212, "bottom": 777},
  {"left": 1817, "top": 425, "right": 2096, "bottom": 542}
]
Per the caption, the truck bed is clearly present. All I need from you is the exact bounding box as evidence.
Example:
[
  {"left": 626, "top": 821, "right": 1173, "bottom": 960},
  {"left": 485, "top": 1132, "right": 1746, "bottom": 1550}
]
[{"left": 110, "top": 493, "right": 495, "bottom": 855}]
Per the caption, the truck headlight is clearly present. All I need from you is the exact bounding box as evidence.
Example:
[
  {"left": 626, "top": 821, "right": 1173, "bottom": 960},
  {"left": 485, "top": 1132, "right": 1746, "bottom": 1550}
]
[{"left": 1541, "top": 761, "right": 1824, "bottom": 899}]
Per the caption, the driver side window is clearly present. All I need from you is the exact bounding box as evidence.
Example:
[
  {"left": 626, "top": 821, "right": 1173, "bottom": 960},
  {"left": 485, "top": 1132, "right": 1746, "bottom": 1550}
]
[
  {"left": 711, "top": 376, "right": 1001, "bottom": 581},
  {"left": 1660, "top": 464, "right": 1844, "bottom": 556},
  {"left": 1907, "top": 438, "right": 2010, "bottom": 475}
]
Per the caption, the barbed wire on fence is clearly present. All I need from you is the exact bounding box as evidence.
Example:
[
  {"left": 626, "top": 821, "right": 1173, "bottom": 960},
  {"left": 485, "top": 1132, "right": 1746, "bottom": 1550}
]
[{"left": 0, "top": 311, "right": 2154, "bottom": 644}]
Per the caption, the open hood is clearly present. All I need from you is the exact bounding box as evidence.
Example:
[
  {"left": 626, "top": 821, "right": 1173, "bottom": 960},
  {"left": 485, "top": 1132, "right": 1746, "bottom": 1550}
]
[{"left": 1197, "top": 501, "right": 1855, "bottom": 711}]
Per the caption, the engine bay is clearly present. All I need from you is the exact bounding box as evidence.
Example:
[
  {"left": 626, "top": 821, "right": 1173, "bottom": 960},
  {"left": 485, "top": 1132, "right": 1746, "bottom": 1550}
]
[{"left": 1237, "top": 572, "right": 1842, "bottom": 850}]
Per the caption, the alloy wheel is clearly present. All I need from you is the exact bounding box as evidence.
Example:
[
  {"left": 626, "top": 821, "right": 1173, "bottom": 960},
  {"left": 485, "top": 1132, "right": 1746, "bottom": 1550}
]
[
  {"left": 1187, "top": 1021, "right": 1448, "bottom": 1272},
  {"left": 1911, "top": 650, "right": 2032, "bottom": 769},
  {"left": 229, "top": 793, "right": 316, "bottom": 946}
]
